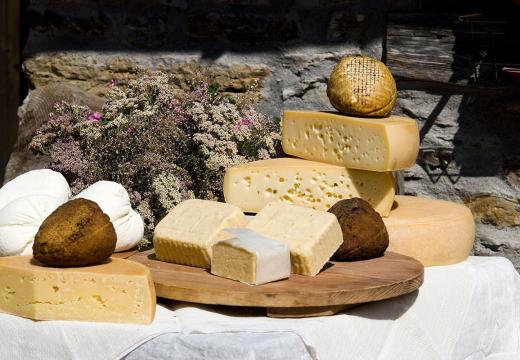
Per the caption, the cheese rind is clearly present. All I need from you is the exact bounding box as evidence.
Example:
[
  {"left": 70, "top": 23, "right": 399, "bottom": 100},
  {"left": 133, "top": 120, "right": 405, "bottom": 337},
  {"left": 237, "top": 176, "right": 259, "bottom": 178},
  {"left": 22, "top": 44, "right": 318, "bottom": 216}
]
[
  {"left": 384, "top": 195, "right": 475, "bottom": 267},
  {"left": 246, "top": 203, "right": 342, "bottom": 276},
  {"left": 224, "top": 158, "right": 394, "bottom": 216},
  {"left": 153, "top": 199, "right": 247, "bottom": 268},
  {"left": 281, "top": 110, "right": 419, "bottom": 171},
  {"left": 0, "top": 257, "right": 156, "bottom": 324},
  {"left": 211, "top": 228, "right": 290, "bottom": 285}
]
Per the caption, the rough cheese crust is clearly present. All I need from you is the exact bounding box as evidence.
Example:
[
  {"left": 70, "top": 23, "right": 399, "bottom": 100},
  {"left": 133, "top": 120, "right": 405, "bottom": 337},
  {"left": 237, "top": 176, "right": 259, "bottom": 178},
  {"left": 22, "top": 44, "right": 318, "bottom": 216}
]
[
  {"left": 383, "top": 195, "right": 475, "bottom": 266},
  {"left": 246, "top": 203, "right": 342, "bottom": 276},
  {"left": 154, "top": 199, "right": 247, "bottom": 269},
  {"left": 224, "top": 158, "right": 394, "bottom": 216},
  {"left": 281, "top": 110, "right": 419, "bottom": 172}
]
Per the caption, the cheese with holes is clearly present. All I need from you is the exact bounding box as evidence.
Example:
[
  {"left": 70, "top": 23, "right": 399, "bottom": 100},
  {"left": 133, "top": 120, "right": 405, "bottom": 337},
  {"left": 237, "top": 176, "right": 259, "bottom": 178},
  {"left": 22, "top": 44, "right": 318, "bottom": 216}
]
[
  {"left": 282, "top": 110, "right": 419, "bottom": 171},
  {"left": 224, "top": 158, "right": 394, "bottom": 216},
  {"left": 211, "top": 228, "right": 290, "bottom": 285},
  {"left": 0, "top": 257, "right": 156, "bottom": 324},
  {"left": 154, "top": 199, "right": 247, "bottom": 268},
  {"left": 246, "top": 203, "right": 342, "bottom": 276},
  {"left": 384, "top": 195, "right": 475, "bottom": 267}
]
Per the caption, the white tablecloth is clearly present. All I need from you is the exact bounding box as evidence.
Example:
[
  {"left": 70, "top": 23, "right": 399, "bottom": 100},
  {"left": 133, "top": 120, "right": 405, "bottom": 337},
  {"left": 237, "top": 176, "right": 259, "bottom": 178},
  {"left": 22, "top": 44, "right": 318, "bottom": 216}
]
[{"left": 1, "top": 256, "right": 519, "bottom": 360}]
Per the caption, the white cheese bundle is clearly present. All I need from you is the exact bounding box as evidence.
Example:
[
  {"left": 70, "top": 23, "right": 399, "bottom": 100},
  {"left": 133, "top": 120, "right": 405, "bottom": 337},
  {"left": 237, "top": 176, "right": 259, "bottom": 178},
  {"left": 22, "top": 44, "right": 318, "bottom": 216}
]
[
  {"left": 75, "top": 181, "right": 144, "bottom": 251},
  {"left": 0, "top": 169, "right": 71, "bottom": 256}
]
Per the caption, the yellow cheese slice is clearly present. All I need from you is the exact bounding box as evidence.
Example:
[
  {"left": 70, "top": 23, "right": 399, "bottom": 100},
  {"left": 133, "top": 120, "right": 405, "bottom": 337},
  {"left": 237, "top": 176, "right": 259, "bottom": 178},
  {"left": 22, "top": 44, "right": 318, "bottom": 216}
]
[
  {"left": 0, "top": 257, "right": 156, "bottom": 324},
  {"left": 384, "top": 195, "right": 475, "bottom": 267},
  {"left": 246, "top": 202, "right": 342, "bottom": 276},
  {"left": 281, "top": 110, "right": 419, "bottom": 171},
  {"left": 153, "top": 199, "right": 247, "bottom": 269},
  {"left": 224, "top": 158, "right": 394, "bottom": 216}
]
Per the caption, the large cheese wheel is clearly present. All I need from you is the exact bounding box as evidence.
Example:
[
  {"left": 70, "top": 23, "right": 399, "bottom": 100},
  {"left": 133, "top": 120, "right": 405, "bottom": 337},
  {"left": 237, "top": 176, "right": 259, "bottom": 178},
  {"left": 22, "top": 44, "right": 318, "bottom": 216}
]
[{"left": 383, "top": 195, "right": 475, "bottom": 267}]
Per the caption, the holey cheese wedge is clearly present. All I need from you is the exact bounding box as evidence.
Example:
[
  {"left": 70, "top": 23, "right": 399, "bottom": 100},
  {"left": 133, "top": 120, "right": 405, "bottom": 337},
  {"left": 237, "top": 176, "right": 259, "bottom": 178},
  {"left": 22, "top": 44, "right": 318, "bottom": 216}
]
[
  {"left": 281, "top": 110, "right": 419, "bottom": 172},
  {"left": 247, "top": 203, "right": 342, "bottom": 276},
  {"left": 224, "top": 158, "right": 394, "bottom": 216},
  {"left": 154, "top": 199, "right": 247, "bottom": 268},
  {"left": 0, "top": 257, "right": 156, "bottom": 324}
]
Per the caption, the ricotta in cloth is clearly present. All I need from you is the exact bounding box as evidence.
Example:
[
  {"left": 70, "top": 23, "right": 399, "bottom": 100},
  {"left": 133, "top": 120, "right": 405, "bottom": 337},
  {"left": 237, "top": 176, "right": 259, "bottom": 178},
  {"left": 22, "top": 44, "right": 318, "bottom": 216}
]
[
  {"left": 0, "top": 195, "right": 64, "bottom": 256},
  {"left": 0, "top": 169, "right": 70, "bottom": 211},
  {"left": 75, "top": 181, "right": 144, "bottom": 251}
]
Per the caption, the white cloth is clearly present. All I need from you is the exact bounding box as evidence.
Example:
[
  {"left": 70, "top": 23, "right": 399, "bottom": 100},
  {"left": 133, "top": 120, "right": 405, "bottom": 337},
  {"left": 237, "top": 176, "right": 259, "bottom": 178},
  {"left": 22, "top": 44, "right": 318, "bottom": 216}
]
[{"left": 0, "top": 256, "right": 519, "bottom": 360}]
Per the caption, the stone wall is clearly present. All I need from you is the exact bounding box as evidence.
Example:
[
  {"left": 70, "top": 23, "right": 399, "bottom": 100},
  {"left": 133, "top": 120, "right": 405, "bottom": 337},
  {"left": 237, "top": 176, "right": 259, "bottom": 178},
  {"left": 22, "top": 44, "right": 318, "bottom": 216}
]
[{"left": 9, "top": 0, "right": 520, "bottom": 270}]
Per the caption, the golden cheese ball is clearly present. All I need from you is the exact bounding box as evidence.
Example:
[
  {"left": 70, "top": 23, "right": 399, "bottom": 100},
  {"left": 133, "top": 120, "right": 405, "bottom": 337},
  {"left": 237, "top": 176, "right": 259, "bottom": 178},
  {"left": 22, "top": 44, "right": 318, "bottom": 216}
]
[{"left": 327, "top": 55, "right": 397, "bottom": 117}]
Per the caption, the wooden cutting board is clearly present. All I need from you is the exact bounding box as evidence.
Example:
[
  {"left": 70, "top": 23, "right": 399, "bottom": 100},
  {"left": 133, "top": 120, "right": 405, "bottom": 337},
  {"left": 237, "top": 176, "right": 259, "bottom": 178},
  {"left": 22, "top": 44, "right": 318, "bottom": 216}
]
[{"left": 128, "top": 250, "right": 424, "bottom": 318}]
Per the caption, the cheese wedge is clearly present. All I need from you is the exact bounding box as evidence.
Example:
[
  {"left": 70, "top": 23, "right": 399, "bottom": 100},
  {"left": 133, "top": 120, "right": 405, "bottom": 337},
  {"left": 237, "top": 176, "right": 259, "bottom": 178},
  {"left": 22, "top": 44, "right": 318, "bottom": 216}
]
[
  {"left": 384, "top": 195, "right": 475, "bottom": 267},
  {"left": 224, "top": 158, "right": 394, "bottom": 216},
  {"left": 246, "top": 203, "right": 342, "bottom": 276},
  {"left": 211, "top": 228, "right": 290, "bottom": 285},
  {"left": 0, "top": 257, "right": 156, "bottom": 324},
  {"left": 281, "top": 110, "right": 419, "bottom": 171},
  {"left": 154, "top": 199, "right": 247, "bottom": 268}
]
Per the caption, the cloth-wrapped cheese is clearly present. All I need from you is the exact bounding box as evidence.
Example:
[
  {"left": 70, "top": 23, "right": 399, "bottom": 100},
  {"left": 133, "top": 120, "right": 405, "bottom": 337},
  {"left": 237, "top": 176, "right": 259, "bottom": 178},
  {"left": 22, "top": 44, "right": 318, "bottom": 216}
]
[
  {"left": 0, "top": 195, "right": 64, "bottom": 256},
  {"left": 0, "top": 169, "right": 70, "bottom": 211},
  {"left": 327, "top": 55, "right": 396, "bottom": 117},
  {"left": 75, "top": 181, "right": 144, "bottom": 251}
]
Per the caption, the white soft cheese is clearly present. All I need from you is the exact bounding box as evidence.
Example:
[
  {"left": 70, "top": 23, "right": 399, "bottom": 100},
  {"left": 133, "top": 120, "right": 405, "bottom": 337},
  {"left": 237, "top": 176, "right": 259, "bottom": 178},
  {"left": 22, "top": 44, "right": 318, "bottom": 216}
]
[
  {"left": 0, "top": 169, "right": 70, "bottom": 211},
  {"left": 0, "top": 195, "right": 64, "bottom": 256},
  {"left": 211, "top": 228, "right": 290, "bottom": 285},
  {"left": 75, "top": 181, "right": 144, "bottom": 251}
]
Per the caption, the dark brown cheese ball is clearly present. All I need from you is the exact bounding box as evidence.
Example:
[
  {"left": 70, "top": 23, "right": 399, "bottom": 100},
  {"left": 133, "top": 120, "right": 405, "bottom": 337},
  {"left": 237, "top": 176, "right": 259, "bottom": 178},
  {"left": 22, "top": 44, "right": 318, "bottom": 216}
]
[
  {"left": 328, "top": 198, "right": 389, "bottom": 261},
  {"left": 33, "top": 198, "right": 117, "bottom": 267}
]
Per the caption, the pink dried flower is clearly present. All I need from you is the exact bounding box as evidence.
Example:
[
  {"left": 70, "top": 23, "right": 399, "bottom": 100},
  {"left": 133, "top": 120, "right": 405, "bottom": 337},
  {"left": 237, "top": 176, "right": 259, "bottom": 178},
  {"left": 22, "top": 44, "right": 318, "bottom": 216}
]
[
  {"left": 87, "top": 112, "right": 102, "bottom": 122},
  {"left": 108, "top": 79, "right": 117, "bottom": 88}
]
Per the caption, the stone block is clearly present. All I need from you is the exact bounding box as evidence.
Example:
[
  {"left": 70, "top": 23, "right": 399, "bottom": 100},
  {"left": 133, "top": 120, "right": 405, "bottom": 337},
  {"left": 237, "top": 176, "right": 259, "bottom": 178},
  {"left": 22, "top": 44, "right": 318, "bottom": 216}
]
[{"left": 465, "top": 195, "right": 520, "bottom": 229}]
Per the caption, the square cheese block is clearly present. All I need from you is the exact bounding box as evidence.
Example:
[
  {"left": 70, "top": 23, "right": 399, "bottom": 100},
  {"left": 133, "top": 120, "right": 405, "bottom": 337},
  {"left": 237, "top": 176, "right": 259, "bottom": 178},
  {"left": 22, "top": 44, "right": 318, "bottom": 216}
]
[
  {"left": 246, "top": 203, "right": 342, "bottom": 276},
  {"left": 0, "top": 257, "right": 156, "bottom": 324},
  {"left": 154, "top": 199, "right": 247, "bottom": 268},
  {"left": 211, "top": 228, "right": 290, "bottom": 285},
  {"left": 224, "top": 158, "right": 394, "bottom": 216},
  {"left": 384, "top": 195, "right": 475, "bottom": 267},
  {"left": 282, "top": 110, "right": 419, "bottom": 171}
]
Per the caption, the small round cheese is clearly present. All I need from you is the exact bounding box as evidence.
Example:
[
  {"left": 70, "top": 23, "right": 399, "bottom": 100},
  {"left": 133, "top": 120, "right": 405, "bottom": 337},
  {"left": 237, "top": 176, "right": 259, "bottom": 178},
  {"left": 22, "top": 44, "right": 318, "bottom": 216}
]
[
  {"left": 0, "top": 169, "right": 71, "bottom": 211},
  {"left": 0, "top": 195, "right": 64, "bottom": 256},
  {"left": 75, "top": 181, "right": 144, "bottom": 251},
  {"left": 327, "top": 55, "right": 397, "bottom": 117}
]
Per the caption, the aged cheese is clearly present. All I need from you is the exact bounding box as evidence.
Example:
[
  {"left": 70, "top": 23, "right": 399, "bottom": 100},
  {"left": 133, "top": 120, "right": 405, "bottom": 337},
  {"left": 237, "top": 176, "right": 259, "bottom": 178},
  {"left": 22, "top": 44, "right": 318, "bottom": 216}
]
[
  {"left": 211, "top": 228, "right": 290, "bottom": 285},
  {"left": 0, "top": 169, "right": 70, "bottom": 211},
  {"left": 281, "top": 110, "right": 419, "bottom": 172},
  {"left": 224, "top": 158, "right": 394, "bottom": 216},
  {"left": 0, "top": 257, "right": 156, "bottom": 324},
  {"left": 246, "top": 203, "right": 342, "bottom": 276},
  {"left": 154, "top": 199, "right": 247, "bottom": 268},
  {"left": 383, "top": 195, "right": 475, "bottom": 267}
]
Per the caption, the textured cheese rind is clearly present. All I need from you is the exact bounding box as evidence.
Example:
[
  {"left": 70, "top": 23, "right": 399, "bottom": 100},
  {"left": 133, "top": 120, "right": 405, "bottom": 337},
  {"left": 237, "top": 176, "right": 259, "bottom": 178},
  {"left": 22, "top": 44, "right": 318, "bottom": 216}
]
[
  {"left": 153, "top": 199, "right": 247, "bottom": 269},
  {"left": 75, "top": 181, "right": 144, "bottom": 251},
  {"left": 281, "top": 110, "right": 419, "bottom": 171},
  {"left": 0, "top": 169, "right": 70, "bottom": 211},
  {"left": 224, "top": 158, "right": 394, "bottom": 216},
  {"left": 0, "top": 257, "right": 156, "bottom": 324},
  {"left": 246, "top": 203, "right": 342, "bottom": 276},
  {"left": 211, "top": 228, "right": 290, "bottom": 285},
  {"left": 0, "top": 195, "right": 64, "bottom": 256},
  {"left": 384, "top": 195, "right": 475, "bottom": 267}
]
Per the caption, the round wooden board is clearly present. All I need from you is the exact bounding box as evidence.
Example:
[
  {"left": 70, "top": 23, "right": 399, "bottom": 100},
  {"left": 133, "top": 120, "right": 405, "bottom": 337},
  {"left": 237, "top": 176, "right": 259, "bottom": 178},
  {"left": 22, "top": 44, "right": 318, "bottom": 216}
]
[{"left": 128, "top": 250, "right": 424, "bottom": 315}]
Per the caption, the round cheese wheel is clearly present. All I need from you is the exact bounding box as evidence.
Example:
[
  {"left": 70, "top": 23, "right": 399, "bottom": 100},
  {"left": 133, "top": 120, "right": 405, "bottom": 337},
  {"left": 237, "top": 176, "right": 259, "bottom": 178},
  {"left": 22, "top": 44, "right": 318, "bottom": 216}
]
[
  {"left": 0, "top": 195, "right": 64, "bottom": 256},
  {"left": 0, "top": 169, "right": 71, "bottom": 211},
  {"left": 383, "top": 195, "right": 475, "bottom": 267},
  {"left": 75, "top": 181, "right": 144, "bottom": 251},
  {"left": 327, "top": 55, "right": 397, "bottom": 117}
]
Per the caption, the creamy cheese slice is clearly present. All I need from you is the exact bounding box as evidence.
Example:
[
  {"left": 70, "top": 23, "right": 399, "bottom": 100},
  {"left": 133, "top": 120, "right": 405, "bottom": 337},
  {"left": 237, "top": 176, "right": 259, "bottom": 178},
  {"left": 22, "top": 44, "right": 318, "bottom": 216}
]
[
  {"left": 0, "top": 257, "right": 156, "bottom": 324},
  {"left": 211, "top": 228, "right": 290, "bottom": 285},
  {"left": 224, "top": 158, "right": 394, "bottom": 216},
  {"left": 154, "top": 199, "right": 247, "bottom": 268},
  {"left": 281, "top": 110, "right": 419, "bottom": 171},
  {"left": 246, "top": 203, "right": 342, "bottom": 276}
]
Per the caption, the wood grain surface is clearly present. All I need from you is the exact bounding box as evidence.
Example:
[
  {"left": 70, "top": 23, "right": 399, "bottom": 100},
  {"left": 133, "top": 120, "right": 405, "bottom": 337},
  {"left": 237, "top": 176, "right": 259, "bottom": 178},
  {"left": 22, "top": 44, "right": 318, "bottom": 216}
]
[{"left": 128, "top": 250, "right": 424, "bottom": 311}]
